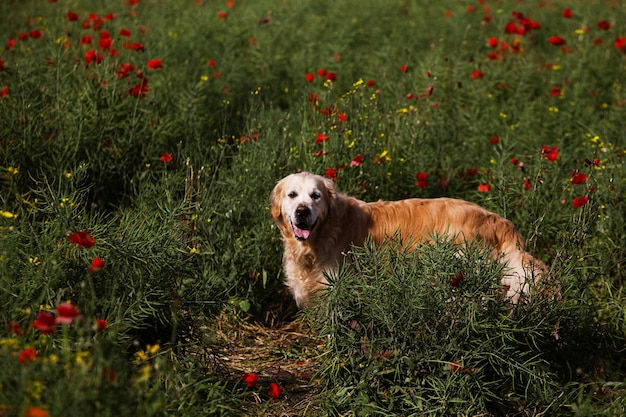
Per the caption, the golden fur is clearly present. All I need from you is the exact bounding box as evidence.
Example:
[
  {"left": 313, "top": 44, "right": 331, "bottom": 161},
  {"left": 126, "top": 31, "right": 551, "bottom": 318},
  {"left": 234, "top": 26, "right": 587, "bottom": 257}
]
[{"left": 270, "top": 172, "right": 547, "bottom": 308}]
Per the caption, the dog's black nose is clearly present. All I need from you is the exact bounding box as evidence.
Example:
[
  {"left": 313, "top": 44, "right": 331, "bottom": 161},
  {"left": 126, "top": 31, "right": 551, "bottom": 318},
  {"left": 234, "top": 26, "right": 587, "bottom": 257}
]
[{"left": 295, "top": 206, "right": 310, "bottom": 220}]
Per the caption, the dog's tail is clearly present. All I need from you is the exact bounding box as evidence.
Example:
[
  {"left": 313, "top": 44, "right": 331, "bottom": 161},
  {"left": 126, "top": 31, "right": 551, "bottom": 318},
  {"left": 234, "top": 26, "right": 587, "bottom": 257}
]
[{"left": 476, "top": 213, "right": 553, "bottom": 303}]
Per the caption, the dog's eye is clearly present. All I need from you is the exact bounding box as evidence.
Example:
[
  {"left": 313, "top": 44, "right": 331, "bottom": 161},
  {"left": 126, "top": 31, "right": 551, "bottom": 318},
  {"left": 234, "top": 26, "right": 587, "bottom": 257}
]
[
  {"left": 311, "top": 192, "right": 321, "bottom": 200},
  {"left": 287, "top": 191, "right": 297, "bottom": 198}
]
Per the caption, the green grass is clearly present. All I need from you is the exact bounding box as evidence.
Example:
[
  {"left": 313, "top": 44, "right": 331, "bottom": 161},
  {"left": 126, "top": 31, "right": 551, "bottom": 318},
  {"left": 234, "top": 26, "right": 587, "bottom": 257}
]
[{"left": 1, "top": 0, "right": 625, "bottom": 415}]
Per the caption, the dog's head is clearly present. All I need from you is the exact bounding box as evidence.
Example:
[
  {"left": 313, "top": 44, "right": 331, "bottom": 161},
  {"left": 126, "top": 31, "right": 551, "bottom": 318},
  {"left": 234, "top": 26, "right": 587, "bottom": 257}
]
[{"left": 270, "top": 172, "right": 336, "bottom": 242}]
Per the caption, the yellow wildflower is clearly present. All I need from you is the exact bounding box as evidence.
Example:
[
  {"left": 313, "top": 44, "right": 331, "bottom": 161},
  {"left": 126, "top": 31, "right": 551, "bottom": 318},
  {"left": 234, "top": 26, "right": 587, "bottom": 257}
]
[
  {"left": 75, "top": 351, "right": 90, "bottom": 365},
  {"left": 135, "top": 350, "right": 149, "bottom": 363},
  {"left": 27, "top": 380, "right": 43, "bottom": 401},
  {"left": 0, "top": 338, "right": 20, "bottom": 351},
  {"left": 1, "top": 211, "right": 16, "bottom": 219}
]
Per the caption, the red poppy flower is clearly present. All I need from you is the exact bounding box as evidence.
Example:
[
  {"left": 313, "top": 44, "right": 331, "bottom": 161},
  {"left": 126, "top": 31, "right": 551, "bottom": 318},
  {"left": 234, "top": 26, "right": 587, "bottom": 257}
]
[
  {"left": 8, "top": 320, "right": 22, "bottom": 335},
  {"left": 89, "top": 257, "right": 106, "bottom": 272},
  {"left": 87, "top": 13, "right": 104, "bottom": 29},
  {"left": 119, "top": 28, "right": 132, "bottom": 37},
  {"left": 415, "top": 172, "right": 428, "bottom": 188},
  {"left": 125, "top": 42, "right": 145, "bottom": 51},
  {"left": 317, "top": 68, "right": 327, "bottom": 77},
  {"left": 511, "top": 157, "right": 519, "bottom": 165},
  {"left": 597, "top": 20, "right": 611, "bottom": 31},
  {"left": 477, "top": 183, "right": 491, "bottom": 192},
  {"left": 315, "top": 133, "right": 329, "bottom": 144},
  {"left": 32, "top": 311, "right": 55, "bottom": 335},
  {"left": 0, "top": 86, "right": 8, "bottom": 98},
  {"left": 84, "top": 49, "right": 103, "bottom": 66},
  {"left": 337, "top": 112, "right": 348, "bottom": 122},
  {"left": 572, "top": 196, "right": 588, "bottom": 208},
  {"left": 159, "top": 153, "right": 173, "bottom": 163},
  {"left": 128, "top": 78, "right": 150, "bottom": 97},
  {"left": 29, "top": 30, "right": 43, "bottom": 39},
  {"left": 0, "top": 60, "right": 4, "bottom": 71},
  {"left": 305, "top": 73, "right": 315, "bottom": 82},
  {"left": 69, "top": 231, "right": 95, "bottom": 249},
  {"left": 518, "top": 17, "right": 540, "bottom": 32},
  {"left": 268, "top": 382, "right": 284, "bottom": 399},
  {"left": 18, "top": 347, "right": 38, "bottom": 364},
  {"left": 549, "top": 86, "right": 562, "bottom": 97},
  {"left": 490, "top": 136, "right": 499, "bottom": 145},
  {"left": 471, "top": 70, "right": 484, "bottom": 79},
  {"left": 541, "top": 145, "right": 560, "bottom": 162},
  {"left": 504, "top": 22, "right": 520, "bottom": 35},
  {"left": 115, "top": 63, "right": 136, "bottom": 78},
  {"left": 147, "top": 59, "right": 162, "bottom": 69},
  {"left": 67, "top": 11, "right": 80, "bottom": 21},
  {"left": 242, "top": 372, "right": 259, "bottom": 388},
  {"left": 319, "top": 107, "right": 334, "bottom": 116},
  {"left": 217, "top": 11, "right": 228, "bottom": 19},
  {"left": 325, "top": 72, "right": 337, "bottom": 82},
  {"left": 562, "top": 8, "right": 573, "bottom": 18},
  {"left": 524, "top": 178, "right": 531, "bottom": 190},
  {"left": 400, "top": 64, "right": 409, "bottom": 73},
  {"left": 350, "top": 154, "right": 363, "bottom": 167},
  {"left": 488, "top": 37, "right": 499, "bottom": 48},
  {"left": 366, "top": 79, "right": 376, "bottom": 87},
  {"left": 449, "top": 272, "right": 465, "bottom": 287},
  {"left": 80, "top": 35, "right": 92, "bottom": 45},
  {"left": 96, "top": 319, "right": 108, "bottom": 331},
  {"left": 6, "top": 38, "right": 16, "bottom": 49},
  {"left": 548, "top": 36, "right": 566, "bottom": 46},
  {"left": 23, "top": 408, "right": 49, "bottom": 417},
  {"left": 99, "top": 38, "right": 113, "bottom": 51},
  {"left": 615, "top": 37, "right": 626, "bottom": 53},
  {"left": 571, "top": 173, "right": 588, "bottom": 185},
  {"left": 325, "top": 168, "right": 338, "bottom": 182},
  {"left": 56, "top": 303, "right": 81, "bottom": 325}
]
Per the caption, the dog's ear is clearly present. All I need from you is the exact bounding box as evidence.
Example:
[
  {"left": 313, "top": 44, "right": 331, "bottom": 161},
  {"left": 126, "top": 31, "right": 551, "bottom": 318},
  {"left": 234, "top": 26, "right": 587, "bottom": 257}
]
[
  {"left": 322, "top": 176, "right": 337, "bottom": 200},
  {"left": 269, "top": 180, "right": 283, "bottom": 221}
]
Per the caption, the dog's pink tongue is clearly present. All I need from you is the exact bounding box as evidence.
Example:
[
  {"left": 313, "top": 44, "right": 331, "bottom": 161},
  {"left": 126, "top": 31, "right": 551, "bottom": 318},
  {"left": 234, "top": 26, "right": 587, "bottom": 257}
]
[{"left": 294, "top": 226, "right": 310, "bottom": 240}]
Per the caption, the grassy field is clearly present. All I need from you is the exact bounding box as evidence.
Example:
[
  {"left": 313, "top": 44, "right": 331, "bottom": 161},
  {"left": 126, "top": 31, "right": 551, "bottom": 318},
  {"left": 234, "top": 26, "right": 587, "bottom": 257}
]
[{"left": 1, "top": 0, "right": 625, "bottom": 415}]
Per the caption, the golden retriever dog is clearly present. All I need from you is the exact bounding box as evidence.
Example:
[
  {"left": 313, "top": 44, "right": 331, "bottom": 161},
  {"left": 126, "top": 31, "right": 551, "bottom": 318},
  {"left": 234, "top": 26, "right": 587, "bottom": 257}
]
[{"left": 270, "top": 172, "right": 547, "bottom": 308}]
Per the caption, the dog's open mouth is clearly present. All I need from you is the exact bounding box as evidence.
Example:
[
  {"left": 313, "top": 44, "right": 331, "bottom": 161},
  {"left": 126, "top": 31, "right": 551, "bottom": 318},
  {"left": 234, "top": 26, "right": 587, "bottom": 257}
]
[{"left": 291, "top": 221, "right": 316, "bottom": 241}]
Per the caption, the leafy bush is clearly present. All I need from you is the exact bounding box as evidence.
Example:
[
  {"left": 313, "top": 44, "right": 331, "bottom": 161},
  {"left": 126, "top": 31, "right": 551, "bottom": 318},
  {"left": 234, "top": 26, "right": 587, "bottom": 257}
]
[{"left": 313, "top": 236, "right": 623, "bottom": 415}]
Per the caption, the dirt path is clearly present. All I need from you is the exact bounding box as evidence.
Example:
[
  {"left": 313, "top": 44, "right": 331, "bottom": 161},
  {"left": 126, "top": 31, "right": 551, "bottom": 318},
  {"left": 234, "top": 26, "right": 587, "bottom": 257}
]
[{"left": 214, "top": 315, "right": 326, "bottom": 416}]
